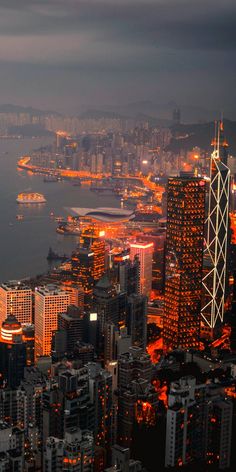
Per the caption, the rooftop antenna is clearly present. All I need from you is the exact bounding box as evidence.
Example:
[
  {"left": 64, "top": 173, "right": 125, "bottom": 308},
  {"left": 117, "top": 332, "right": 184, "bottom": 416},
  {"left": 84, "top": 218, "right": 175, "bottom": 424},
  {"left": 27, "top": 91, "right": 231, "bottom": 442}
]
[
  {"left": 217, "top": 120, "right": 220, "bottom": 158},
  {"left": 213, "top": 120, "right": 217, "bottom": 153}
]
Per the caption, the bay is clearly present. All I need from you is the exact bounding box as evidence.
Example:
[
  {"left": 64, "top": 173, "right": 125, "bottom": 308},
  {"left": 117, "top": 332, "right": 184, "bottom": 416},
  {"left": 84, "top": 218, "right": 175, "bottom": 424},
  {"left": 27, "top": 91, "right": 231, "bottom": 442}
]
[{"left": 0, "top": 138, "right": 119, "bottom": 282}]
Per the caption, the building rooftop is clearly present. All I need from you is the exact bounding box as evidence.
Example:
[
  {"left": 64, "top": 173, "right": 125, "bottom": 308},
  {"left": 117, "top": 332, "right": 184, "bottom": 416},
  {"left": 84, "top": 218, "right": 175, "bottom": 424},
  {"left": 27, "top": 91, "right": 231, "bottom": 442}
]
[
  {"left": 1, "top": 280, "right": 31, "bottom": 291},
  {"left": 67, "top": 207, "right": 135, "bottom": 222}
]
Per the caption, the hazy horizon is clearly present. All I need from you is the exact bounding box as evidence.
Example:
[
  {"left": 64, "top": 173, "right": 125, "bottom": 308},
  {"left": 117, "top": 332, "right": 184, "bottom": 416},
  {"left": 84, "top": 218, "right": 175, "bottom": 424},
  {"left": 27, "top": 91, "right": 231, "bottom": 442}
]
[{"left": 0, "top": 1, "right": 235, "bottom": 118}]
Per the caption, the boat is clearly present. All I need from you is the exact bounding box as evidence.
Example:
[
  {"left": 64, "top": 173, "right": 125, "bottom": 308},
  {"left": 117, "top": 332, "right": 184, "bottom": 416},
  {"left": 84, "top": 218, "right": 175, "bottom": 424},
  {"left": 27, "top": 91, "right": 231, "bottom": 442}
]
[
  {"left": 47, "top": 247, "right": 68, "bottom": 262},
  {"left": 44, "top": 174, "right": 58, "bottom": 183},
  {"left": 16, "top": 192, "right": 46, "bottom": 204},
  {"left": 72, "top": 180, "right": 81, "bottom": 187}
]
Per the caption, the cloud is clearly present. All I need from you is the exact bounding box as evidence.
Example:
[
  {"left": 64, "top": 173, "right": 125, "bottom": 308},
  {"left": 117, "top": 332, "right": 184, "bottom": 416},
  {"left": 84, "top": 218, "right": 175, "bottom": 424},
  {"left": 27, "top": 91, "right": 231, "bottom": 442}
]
[{"left": 0, "top": 0, "right": 235, "bottom": 112}]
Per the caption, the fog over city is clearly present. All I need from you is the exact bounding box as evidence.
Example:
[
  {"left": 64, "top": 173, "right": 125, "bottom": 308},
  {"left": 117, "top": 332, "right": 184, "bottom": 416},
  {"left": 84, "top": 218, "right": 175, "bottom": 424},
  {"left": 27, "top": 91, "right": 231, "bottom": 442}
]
[{"left": 0, "top": 0, "right": 235, "bottom": 116}]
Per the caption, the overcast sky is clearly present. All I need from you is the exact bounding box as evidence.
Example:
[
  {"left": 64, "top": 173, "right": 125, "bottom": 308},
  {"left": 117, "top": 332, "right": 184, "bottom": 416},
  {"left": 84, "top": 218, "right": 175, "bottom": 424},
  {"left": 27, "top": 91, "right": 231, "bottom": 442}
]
[{"left": 0, "top": 0, "right": 235, "bottom": 115}]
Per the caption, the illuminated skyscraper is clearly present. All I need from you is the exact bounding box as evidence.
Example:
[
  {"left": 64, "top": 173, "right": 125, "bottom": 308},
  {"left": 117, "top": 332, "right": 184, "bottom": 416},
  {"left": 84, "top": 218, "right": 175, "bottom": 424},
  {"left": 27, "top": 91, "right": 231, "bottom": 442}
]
[
  {"left": 72, "top": 248, "right": 95, "bottom": 299},
  {"left": 71, "top": 229, "right": 105, "bottom": 307},
  {"left": 0, "top": 315, "right": 26, "bottom": 388},
  {"left": 130, "top": 243, "right": 153, "bottom": 296},
  {"left": 0, "top": 281, "right": 32, "bottom": 325},
  {"left": 35, "top": 285, "right": 70, "bottom": 358},
  {"left": 201, "top": 123, "right": 230, "bottom": 335},
  {"left": 163, "top": 175, "right": 205, "bottom": 350},
  {"left": 80, "top": 228, "right": 105, "bottom": 282}
]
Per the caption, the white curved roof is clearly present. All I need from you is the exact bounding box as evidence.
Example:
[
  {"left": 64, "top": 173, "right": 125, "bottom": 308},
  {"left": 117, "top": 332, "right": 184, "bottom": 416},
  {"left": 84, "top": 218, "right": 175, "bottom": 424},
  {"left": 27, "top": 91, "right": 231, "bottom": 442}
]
[{"left": 66, "top": 207, "right": 135, "bottom": 222}]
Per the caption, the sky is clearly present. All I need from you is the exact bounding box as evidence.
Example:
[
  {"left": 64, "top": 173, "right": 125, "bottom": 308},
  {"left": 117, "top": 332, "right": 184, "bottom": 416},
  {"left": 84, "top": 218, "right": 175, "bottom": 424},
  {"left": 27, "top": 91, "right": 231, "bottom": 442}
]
[{"left": 0, "top": 0, "right": 235, "bottom": 116}]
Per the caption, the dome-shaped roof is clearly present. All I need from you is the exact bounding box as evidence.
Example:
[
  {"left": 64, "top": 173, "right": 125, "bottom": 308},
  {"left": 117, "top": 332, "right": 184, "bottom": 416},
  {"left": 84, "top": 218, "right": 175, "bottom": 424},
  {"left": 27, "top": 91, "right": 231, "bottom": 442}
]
[{"left": 1, "top": 315, "right": 22, "bottom": 342}]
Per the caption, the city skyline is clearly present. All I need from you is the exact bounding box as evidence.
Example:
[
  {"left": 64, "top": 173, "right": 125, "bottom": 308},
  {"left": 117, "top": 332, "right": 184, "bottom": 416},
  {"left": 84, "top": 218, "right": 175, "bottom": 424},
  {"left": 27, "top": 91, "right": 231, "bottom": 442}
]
[{"left": 0, "top": 2, "right": 235, "bottom": 471}]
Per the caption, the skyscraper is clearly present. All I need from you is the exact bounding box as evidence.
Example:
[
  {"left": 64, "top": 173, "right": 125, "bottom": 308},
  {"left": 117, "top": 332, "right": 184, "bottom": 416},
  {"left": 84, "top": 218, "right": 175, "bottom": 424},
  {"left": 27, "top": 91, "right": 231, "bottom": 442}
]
[
  {"left": 35, "top": 285, "right": 70, "bottom": 358},
  {"left": 130, "top": 243, "right": 153, "bottom": 297},
  {"left": 201, "top": 123, "right": 230, "bottom": 336},
  {"left": 165, "top": 377, "right": 232, "bottom": 470},
  {"left": 0, "top": 315, "right": 26, "bottom": 388},
  {"left": 113, "top": 254, "right": 140, "bottom": 296},
  {"left": 80, "top": 228, "right": 105, "bottom": 282},
  {"left": 127, "top": 294, "right": 147, "bottom": 350},
  {"left": 0, "top": 281, "right": 32, "bottom": 325},
  {"left": 163, "top": 174, "right": 205, "bottom": 350}
]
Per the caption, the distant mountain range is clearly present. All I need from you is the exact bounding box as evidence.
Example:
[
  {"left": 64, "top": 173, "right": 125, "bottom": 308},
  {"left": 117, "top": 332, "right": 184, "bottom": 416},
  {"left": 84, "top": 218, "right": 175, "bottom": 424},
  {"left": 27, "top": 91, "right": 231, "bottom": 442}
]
[
  {"left": 167, "top": 120, "right": 236, "bottom": 154},
  {"left": 0, "top": 101, "right": 234, "bottom": 124},
  {"left": 0, "top": 104, "right": 60, "bottom": 116}
]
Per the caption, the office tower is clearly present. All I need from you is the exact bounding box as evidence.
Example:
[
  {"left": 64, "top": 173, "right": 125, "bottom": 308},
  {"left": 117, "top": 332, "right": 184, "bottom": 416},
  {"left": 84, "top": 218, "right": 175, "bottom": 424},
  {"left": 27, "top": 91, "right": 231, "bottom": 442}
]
[
  {"left": 42, "top": 387, "right": 64, "bottom": 442},
  {"left": 93, "top": 275, "right": 127, "bottom": 329},
  {"left": 87, "top": 363, "right": 113, "bottom": 449},
  {"left": 60, "top": 282, "right": 85, "bottom": 309},
  {"left": 117, "top": 348, "right": 156, "bottom": 448},
  {"left": 42, "top": 366, "right": 94, "bottom": 443},
  {"left": 22, "top": 324, "right": 35, "bottom": 366},
  {"left": 0, "top": 281, "right": 32, "bottom": 325},
  {"left": 20, "top": 366, "right": 47, "bottom": 433},
  {"left": 104, "top": 323, "right": 119, "bottom": 363},
  {"left": 44, "top": 429, "right": 94, "bottom": 472},
  {"left": 0, "top": 315, "right": 26, "bottom": 388},
  {"left": 58, "top": 305, "right": 84, "bottom": 348},
  {"left": 127, "top": 294, "right": 147, "bottom": 350},
  {"left": 71, "top": 248, "right": 95, "bottom": 302},
  {"left": 163, "top": 175, "right": 205, "bottom": 350},
  {"left": 201, "top": 125, "right": 230, "bottom": 336},
  {"left": 113, "top": 254, "right": 140, "bottom": 296},
  {"left": 80, "top": 228, "right": 105, "bottom": 282},
  {"left": 57, "top": 305, "right": 84, "bottom": 354},
  {"left": 130, "top": 243, "right": 153, "bottom": 297},
  {"left": 73, "top": 342, "right": 95, "bottom": 365},
  {"left": 165, "top": 376, "right": 233, "bottom": 470},
  {"left": 141, "top": 232, "right": 166, "bottom": 291},
  {"left": 118, "top": 347, "right": 152, "bottom": 390},
  {"left": 116, "top": 327, "right": 132, "bottom": 358},
  {"left": 35, "top": 285, "right": 70, "bottom": 358}
]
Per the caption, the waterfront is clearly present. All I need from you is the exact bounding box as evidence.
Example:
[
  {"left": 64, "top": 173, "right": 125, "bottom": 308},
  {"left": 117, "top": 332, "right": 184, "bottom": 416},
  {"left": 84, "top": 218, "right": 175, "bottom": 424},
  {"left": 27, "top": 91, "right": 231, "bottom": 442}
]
[{"left": 0, "top": 138, "right": 119, "bottom": 281}]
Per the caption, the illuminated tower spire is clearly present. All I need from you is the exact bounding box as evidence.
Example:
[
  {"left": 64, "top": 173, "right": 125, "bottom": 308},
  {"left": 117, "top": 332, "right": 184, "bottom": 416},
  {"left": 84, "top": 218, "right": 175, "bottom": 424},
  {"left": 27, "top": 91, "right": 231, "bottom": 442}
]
[{"left": 201, "top": 122, "right": 230, "bottom": 335}]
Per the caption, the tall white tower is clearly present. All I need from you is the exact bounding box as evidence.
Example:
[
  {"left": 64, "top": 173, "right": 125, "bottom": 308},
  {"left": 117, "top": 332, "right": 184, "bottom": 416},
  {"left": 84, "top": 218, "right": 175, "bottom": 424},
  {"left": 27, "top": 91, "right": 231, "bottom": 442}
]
[{"left": 201, "top": 123, "right": 230, "bottom": 334}]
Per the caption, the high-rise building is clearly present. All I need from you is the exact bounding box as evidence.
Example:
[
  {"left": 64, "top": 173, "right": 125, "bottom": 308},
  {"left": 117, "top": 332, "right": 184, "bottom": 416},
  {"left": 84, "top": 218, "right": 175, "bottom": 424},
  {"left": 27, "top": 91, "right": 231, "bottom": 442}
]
[
  {"left": 0, "top": 423, "right": 24, "bottom": 471},
  {"left": 127, "top": 294, "right": 147, "bottom": 350},
  {"left": 58, "top": 305, "right": 84, "bottom": 354},
  {"left": 118, "top": 347, "right": 152, "bottom": 391},
  {"left": 163, "top": 174, "right": 205, "bottom": 350},
  {"left": 35, "top": 285, "right": 70, "bottom": 358},
  {"left": 0, "top": 281, "right": 32, "bottom": 325},
  {"left": 105, "top": 445, "right": 144, "bottom": 472},
  {"left": 129, "top": 243, "right": 153, "bottom": 297},
  {"left": 44, "top": 429, "right": 94, "bottom": 472},
  {"left": 117, "top": 348, "right": 156, "bottom": 448},
  {"left": 0, "top": 315, "right": 26, "bottom": 388},
  {"left": 113, "top": 255, "right": 140, "bottom": 296},
  {"left": 80, "top": 228, "right": 105, "bottom": 282},
  {"left": 42, "top": 367, "right": 94, "bottom": 442},
  {"left": 87, "top": 363, "right": 113, "bottom": 449},
  {"left": 201, "top": 124, "right": 230, "bottom": 336},
  {"left": 165, "top": 376, "right": 233, "bottom": 470},
  {"left": 71, "top": 248, "right": 95, "bottom": 301},
  {"left": 93, "top": 275, "right": 127, "bottom": 329}
]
